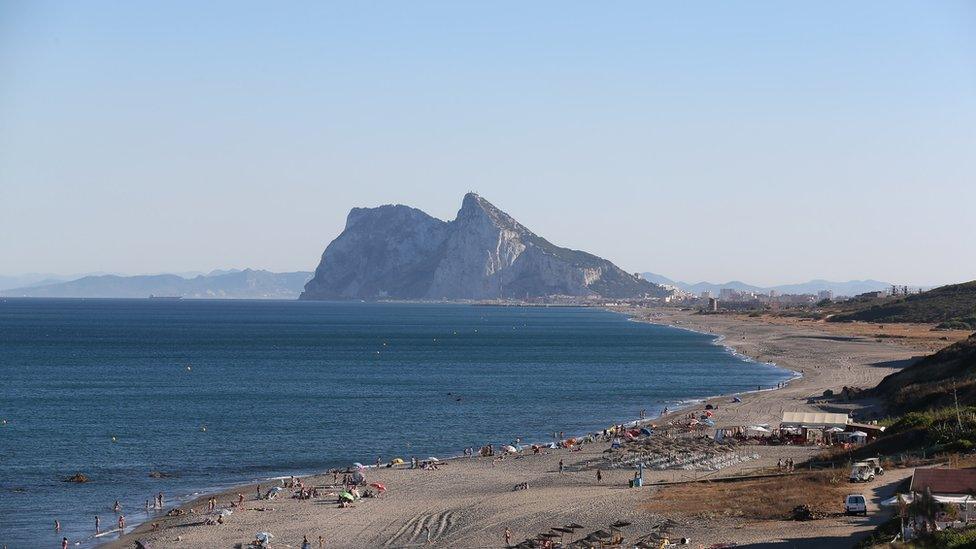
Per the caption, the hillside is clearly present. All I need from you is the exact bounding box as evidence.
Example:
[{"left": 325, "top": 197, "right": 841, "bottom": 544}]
[
  {"left": 829, "top": 280, "right": 976, "bottom": 328},
  {"left": 872, "top": 332, "right": 976, "bottom": 415},
  {"left": 1, "top": 269, "right": 313, "bottom": 299},
  {"left": 302, "top": 193, "right": 667, "bottom": 301}
]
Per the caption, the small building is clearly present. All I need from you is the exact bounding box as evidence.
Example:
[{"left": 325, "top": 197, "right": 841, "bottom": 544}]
[{"left": 911, "top": 468, "right": 976, "bottom": 498}]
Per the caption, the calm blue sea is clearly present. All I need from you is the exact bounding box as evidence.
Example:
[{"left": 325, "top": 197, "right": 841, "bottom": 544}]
[{"left": 0, "top": 299, "right": 792, "bottom": 548}]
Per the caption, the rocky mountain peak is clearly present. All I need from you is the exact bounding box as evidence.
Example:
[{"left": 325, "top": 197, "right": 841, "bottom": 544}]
[{"left": 300, "top": 194, "right": 667, "bottom": 301}]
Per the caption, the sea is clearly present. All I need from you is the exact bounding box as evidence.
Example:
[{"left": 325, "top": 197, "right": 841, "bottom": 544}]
[{"left": 0, "top": 299, "right": 794, "bottom": 548}]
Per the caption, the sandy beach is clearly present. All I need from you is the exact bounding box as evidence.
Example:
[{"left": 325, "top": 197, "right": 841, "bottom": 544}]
[{"left": 103, "top": 309, "right": 951, "bottom": 549}]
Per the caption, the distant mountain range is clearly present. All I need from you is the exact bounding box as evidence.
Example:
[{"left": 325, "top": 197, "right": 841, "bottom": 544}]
[
  {"left": 640, "top": 272, "right": 893, "bottom": 297},
  {"left": 301, "top": 193, "right": 667, "bottom": 300},
  {"left": 0, "top": 269, "right": 313, "bottom": 299}
]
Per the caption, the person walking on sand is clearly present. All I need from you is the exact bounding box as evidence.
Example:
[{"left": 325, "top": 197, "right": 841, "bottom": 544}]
[
  {"left": 596, "top": 469, "right": 602, "bottom": 483},
  {"left": 302, "top": 535, "right": 311, "bottom": 549},
  {"left": 558, "top": 460, "right": 564, "bottom": 474},
  {"left": 505, "top": 527, "right": 512, "bottom": 546},
  {"left": 238, "top": 492, "right": 244, "bottom": 507},
  {"left": 318, "top": 535, "right": 325, "bottom": 548}
]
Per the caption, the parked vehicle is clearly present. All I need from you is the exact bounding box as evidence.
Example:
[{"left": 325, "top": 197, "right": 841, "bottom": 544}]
[
  {"left": 864, "top": 457, "right": 885, "bottom": 476},
  {"left": 850, "top": 462, "right": 875, "bottom": 482},
  {"left": 844, "top": 494, "right": 868, "bottom": 516}
]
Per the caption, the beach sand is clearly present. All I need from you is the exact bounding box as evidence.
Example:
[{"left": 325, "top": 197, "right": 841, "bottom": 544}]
[{"left": 103, "top": 309, "right": 945, "bottom": 549}]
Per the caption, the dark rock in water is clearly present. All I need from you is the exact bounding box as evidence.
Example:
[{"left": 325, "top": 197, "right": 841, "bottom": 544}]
[
  {"left": 301, "top": 193, "right": 669, "bottom": 301},
  {"left": 64, "top": 473, "right": 90, "bottom": 483},
  {"left": 148, "top": 471, "right": 172, "bottom": 479}
]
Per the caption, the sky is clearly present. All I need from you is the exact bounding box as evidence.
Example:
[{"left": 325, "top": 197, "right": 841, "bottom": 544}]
[{"left": 1, "top": 2, "right": 974, "bottom": 287}]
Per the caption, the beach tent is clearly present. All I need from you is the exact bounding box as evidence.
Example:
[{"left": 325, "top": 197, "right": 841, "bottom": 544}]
[
  {"left": 745, "top": 426, "right": 772, "bottom": 437},
  {"left": 850, "top": 431, "right": 868, "bottom": 443},
  {"left": 427, "top": 457, "right": 439, "bottom": 461}
]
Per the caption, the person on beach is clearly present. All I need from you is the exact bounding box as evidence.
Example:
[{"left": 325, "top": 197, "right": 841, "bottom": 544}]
[
  {"left": 118, "top": 514, "right": 125, "bottom": 533},
  {"left": 158, "top": 492, "right": 164, "bottom": 508},
  {"left": 505, "top": 527, "right": 512, "bottom": 546},
  {"left": 257, "top": 484, "right": 262, "bottom": 499},
  {"left": 558, "top": 460, "right": 564, "bottom": 474},
  {"left": 302, "top": 535, "right": 311, "bottom": 549},
  {"left": 596, "top": 469, "right": 603, "bottom": 483},
  {"left": 145, "top": 499, "right": 150, "bottom": 513},
  {"left": 55, "top": 519, "right": 60, "bottom": 533},
  {"left": 62, "top": 537, "right": 68, "bottom": 549},
  {"left": 238, "top": 493, "right": 244, "bottom": 507},
  {"left": 95, "top": 515, "right": 100, "bottom": 534}
]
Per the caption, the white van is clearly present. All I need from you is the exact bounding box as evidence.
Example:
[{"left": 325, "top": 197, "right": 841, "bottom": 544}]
[{"left": 844, "top": 494, "right": 867, "bottom": 516}]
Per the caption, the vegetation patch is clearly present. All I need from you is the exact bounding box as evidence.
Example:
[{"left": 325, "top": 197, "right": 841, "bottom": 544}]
[{"left": 643, "top": 471, "right": 848, "bottom": 521}]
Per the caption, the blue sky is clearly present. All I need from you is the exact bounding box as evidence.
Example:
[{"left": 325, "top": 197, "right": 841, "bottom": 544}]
[{"left": 1, "top": 2, "right": 973, "bottom": 286}]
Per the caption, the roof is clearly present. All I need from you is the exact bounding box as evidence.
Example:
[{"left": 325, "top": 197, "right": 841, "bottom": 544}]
[
  {"left": 911, "top": 468, "right": 976, "bottom": 496},
  {"left": 780, "top": 412, "right": 850, "bottom": 426}
]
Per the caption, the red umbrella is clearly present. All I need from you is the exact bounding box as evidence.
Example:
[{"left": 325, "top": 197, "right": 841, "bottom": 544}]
[{"left": 369, "top": 482, "right": 386, "bottom": 492}]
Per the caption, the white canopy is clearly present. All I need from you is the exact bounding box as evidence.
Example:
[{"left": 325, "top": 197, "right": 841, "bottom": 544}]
[
  {"left": 881, "top": 494, "right": 976, "bottom": 506},
  {"left": 745, "top": 426, "right": 771, "bottom": 433},
  {"left": 825, "top": 427, "right": 845, "bottom": 433},
  {"left": 781, "top": 411, "right": 850, "bottom": 427}
]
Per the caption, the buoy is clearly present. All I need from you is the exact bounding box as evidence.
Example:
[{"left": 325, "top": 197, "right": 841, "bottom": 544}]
[
  {"left": 111, "top": 436, "right": 117, "bottom": 443},
  {"left": 186, "top": 366, "right": 192, "bottom": 371},
  {"left": 201, "top": 425, "right": 207, "bottom": 432}
]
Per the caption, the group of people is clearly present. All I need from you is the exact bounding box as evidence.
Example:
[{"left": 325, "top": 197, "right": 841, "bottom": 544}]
[{"left": 777, "top": 458, "right": 796, "bottom": 472}]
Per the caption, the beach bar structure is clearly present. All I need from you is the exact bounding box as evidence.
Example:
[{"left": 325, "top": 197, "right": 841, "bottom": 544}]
[{"left": 780, "top": 412, "right": 850, "bottom": 443}]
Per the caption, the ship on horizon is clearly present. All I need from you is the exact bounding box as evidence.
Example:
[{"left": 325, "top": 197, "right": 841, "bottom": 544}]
[{"left": 148, "top": 294, "right": 183, "bottom": 300}]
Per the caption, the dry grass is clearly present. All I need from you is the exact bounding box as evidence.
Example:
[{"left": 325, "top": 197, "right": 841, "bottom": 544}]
[
  {"left": 643, "top": 471, "right": 849, "bottom": 520},
  {"left": 737, "top": 314, "right": 970, "bottom": 353}
]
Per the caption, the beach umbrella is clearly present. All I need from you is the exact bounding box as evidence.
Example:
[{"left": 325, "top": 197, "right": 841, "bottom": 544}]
[
  {"left": 502, "top": 445, "right": 518, "bottom": 453},
  {"left": 339, "top": 491, "right": 355, "bottom": 501},
  {"left": 353, "top": 462, "right": 365, "bottom": 469},
  {"left": 369, "top": 482, "right": 386, "bottom": 492},
  {"left": 427, "top": 457, "right": 439, "bottom": 461},
  {"left": 391, "top": 458, "right": 404, "bottom": 465},
  {"left": 825, "top": 427, "right": 845, "bottom": 433},
  {"left": 255, "top": 532, "right": 274, "bottom": 543}
]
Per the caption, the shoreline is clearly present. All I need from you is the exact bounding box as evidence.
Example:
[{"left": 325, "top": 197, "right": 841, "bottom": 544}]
[
  {"left": 96, "top": 308, "right": 793, "bottom": 548},
  {"left": 104, "top": 308, "right": 931, "bottom": 549}
]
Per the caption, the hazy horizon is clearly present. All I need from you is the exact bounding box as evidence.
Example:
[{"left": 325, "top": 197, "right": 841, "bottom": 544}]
[{"left": 2, "top": 2, "right": 973, "bottom": 287}]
